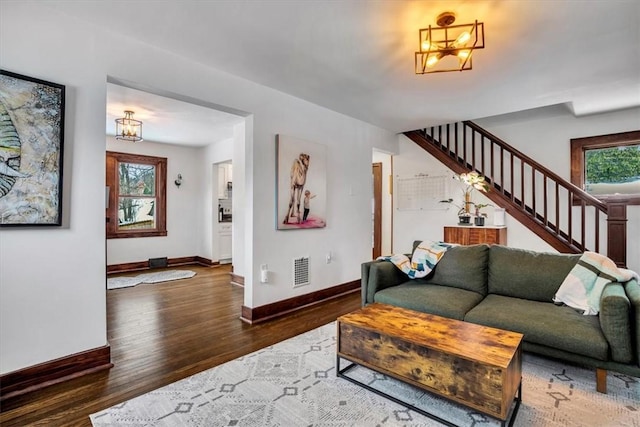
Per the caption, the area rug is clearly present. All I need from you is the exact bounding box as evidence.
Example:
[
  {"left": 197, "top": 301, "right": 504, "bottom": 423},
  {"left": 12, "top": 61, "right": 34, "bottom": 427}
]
[
  {"left": 90, "top": 322, "right": 639, "bottom": 426},
  {"left": 107, "top": 270, "right": 196, "bottom": 290}
]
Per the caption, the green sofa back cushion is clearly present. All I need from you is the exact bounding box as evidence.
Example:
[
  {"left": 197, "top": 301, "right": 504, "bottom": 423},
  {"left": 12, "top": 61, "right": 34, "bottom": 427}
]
[
  {"left": 421, "top": 243, "right": 489, "bottom": 295},
  {"left": 488, "top": 245, "right": 580, "bottom": 302}
]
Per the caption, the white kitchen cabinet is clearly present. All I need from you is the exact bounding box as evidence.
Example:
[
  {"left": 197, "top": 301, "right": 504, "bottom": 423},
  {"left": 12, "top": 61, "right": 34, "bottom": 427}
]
[{"left": 219, "top": 223, "right": 232, "bottom": 263}]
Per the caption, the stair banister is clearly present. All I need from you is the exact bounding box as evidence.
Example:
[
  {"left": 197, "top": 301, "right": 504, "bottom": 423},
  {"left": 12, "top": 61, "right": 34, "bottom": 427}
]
[{"left": 405, "top": 121, "right": 627, "bottom": 267}]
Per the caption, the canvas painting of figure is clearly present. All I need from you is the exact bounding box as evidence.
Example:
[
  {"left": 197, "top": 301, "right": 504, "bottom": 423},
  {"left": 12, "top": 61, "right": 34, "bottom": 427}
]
[{"left": 276, "top": 135, "right": 326, "bottom": 230}]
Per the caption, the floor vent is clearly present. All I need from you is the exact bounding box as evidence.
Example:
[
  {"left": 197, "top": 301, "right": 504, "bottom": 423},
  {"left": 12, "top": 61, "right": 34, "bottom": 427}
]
[
  {"left": 149, "top": 257, "right": 168, "bottom": 269},
  {"left": 293, "top": 256, "right": 310, "bottom": 288}
]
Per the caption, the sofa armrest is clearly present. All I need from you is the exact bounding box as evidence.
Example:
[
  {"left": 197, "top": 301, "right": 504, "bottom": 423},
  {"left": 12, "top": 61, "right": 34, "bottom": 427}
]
[
  {"left": 361, "top": 260, "right": 407, "bottom": 305},
  {"left": 622, "top": 278, "right": 640, "bottom": 366},
  {"left": 599, "top": 282, "right": 633, "bottom": 363},
  {"left": 361, "top": 260, "right": 377, "bottom": 306}
]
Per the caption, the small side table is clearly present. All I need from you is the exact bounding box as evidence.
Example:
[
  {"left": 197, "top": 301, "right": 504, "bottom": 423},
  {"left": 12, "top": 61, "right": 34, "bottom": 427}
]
[{"left": 444, "top": 225, "right": 507, "bottom": 245}]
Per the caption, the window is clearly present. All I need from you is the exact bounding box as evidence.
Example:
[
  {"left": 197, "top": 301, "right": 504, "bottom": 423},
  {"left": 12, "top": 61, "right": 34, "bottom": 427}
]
[
  {"left": 106, "top": 151, "right": 167, "bottom": 238},
  {"left": 570, "top": 130, "right": 640, "bottom": 205}
]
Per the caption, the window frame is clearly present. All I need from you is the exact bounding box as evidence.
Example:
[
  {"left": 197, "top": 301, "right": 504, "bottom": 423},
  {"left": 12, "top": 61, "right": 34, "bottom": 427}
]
[
  {"left": 570, "top": 130, "right": 640, "bottom": 206},
  {"left": 106, "top": 151, "right": 167, "bottom": 239}
]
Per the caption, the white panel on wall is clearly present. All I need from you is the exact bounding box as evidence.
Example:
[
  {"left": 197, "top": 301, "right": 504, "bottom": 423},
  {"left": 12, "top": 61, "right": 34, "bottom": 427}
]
[{"left": 396, "top": 174, "right": 448, "bottom": 211}]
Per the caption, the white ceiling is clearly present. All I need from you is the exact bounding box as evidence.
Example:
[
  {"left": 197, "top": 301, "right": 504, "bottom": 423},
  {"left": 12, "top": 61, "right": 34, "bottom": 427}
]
[
  {"left": 106, "top": 83, "right": 245, "bottom": 146},
  {"left": 50, "top": 0, "right": 640, "bottom": 144}
]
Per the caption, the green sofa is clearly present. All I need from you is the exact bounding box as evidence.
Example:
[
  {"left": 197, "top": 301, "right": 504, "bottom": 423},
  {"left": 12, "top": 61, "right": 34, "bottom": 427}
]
[{"left": 361, "top": 243, "right": 640, "bottom": 392}]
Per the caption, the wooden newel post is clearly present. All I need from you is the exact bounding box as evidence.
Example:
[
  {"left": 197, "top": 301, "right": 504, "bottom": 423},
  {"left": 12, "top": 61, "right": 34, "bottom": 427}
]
[{"left": 606, "top": 202, "right": 627, "bottom": 268}]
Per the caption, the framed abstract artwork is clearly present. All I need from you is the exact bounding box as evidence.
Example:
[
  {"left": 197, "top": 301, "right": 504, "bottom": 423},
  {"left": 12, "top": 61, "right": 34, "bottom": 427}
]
[
  {"left": 276, "top": 134, "right": 327, "bottom": 230},
  {"left": 0, "top": 70, "right": 65, "bottom": 226}
]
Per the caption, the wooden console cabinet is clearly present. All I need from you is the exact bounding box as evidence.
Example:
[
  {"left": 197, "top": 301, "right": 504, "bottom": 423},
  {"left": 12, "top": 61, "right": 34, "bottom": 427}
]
[{"left": 444, "top": 225, "right": 507, "bottom": 245}]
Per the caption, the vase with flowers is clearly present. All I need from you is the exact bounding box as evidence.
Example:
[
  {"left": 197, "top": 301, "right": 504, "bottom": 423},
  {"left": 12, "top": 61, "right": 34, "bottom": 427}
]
[{"left": 440, "top": 171, "right": 490, "bottom": 225}]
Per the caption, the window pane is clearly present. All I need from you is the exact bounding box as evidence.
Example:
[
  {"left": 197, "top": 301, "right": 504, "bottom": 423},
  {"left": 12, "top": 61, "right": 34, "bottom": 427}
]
[
  {"left": 119, "top": 162, "right": 156, "bottom": 196},
  {"left": 118, "top": 197, "right": 156, "bottom": 230},
  {"left": 584, "top": 145, "right": 640, "bottom": 195}
]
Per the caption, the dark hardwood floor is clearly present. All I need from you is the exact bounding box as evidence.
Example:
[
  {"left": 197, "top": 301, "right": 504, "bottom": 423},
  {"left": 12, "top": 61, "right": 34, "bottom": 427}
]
[{"left": 0, "top": 265, "right": 361, "bottom": 426}]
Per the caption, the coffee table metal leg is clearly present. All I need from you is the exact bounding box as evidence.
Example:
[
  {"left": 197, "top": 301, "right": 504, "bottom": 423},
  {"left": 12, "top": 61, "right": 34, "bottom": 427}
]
[
  {"left": 337, "top": 356, "right": 521, "bottom": 427},
  {"left": 504, "top": 381, "right": 522, "bottom": 427},
  {"left": 337, "top": 356, "right": 458, "bottom": 427}
]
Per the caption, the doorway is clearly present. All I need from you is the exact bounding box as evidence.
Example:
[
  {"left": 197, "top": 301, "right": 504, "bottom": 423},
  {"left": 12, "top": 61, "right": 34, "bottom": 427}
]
[
  {"left": 216, "top": 161, "right": 233, "bottom": 264},
  {"left": 372, "top": 150, "right": 393, "bottom": 257}
]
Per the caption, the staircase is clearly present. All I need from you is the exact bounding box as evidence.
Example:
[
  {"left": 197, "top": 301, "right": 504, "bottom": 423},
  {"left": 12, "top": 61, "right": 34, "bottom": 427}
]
[{"left": 404, "top": 121, "right": 628, "bottom": 267}]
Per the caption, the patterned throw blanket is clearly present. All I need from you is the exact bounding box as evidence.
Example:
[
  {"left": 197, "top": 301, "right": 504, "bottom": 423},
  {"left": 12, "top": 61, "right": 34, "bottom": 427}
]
[
  {"left": 553, "top": 251, "right": 639, "bottom": 315},
  {"left": 378, "top": 240, "right": 455, "bottom": 279}
]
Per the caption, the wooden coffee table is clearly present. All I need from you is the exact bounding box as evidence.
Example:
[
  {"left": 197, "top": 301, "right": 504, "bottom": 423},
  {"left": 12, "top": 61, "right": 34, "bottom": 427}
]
[{"left": 336, "top": 303, "right": 523, "bottom": 427}]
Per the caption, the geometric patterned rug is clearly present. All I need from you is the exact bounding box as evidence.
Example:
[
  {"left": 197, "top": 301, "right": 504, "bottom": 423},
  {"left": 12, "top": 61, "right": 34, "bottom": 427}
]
[
  {"left": 106, "top": 270, "right": 196, "bottom": 290},
  {"left": 90, "top": 322, "right": 640, "bottom": 426}
]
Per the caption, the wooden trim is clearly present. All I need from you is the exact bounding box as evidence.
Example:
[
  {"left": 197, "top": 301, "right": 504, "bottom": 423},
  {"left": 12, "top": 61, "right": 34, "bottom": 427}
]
[
  {"left": 107, "top": 260, "right": 148, "bottom": 274},
  {"left": 570, "top": 130, "right": 640, "bottom": 206},
  {"left": 230, "top": 272, "right": 244, "bottom": 287},
  {"left": 240, "top": 280, "right": 360, "bottom": 324},
  {"left": 168, "top": 256, "right": 199, "bottom": 267},
  {"left": 372, "top": 162, "right": 382, "bottom": 259},
  {"left": 106, "top": 151, "right": 168, "bottom": 239},
  {"left": 107, "top": 256, "right": 218, "bottom": 274},
  {"left": 606, "top": 203, "right": 628, "bottom": 268},
  {"left": 194, "top": 256, "right": 214, "bottom": 266},
  {"left": 390, "top": 156, "right": 394, "bottom": 254},
  {"left": 0, "top": 345, "right": 112, "bottom": 402}
]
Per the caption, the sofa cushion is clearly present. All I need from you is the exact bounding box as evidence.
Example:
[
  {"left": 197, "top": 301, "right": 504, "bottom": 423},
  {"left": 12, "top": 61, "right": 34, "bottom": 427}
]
[
  {"left": 488, "top": 245, "right": 580, "bottom": 302},
  {"left": 420, "top": 244, "right": 489, "bottom": 295},
  {"left": 464, "top": 294, "right": 609, "bottom": 361},
  {"left": 374, "top": 282, "right": 484, "bottom": 320}
]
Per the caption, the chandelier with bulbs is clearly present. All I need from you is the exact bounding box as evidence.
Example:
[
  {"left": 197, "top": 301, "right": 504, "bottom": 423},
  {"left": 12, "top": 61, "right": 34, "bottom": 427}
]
[
  {"left": 415, "top": 12, "right": 485, "bottom": 74},
  {"left": 115, "top": 110, "right": 143, "bottom": 142}
]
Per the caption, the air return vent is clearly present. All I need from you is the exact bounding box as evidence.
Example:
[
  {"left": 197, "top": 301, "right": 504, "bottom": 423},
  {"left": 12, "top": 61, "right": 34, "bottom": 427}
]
[
  {"left": 149, "top": 257, "right": 168, "bottom": 269},
  {"left": 293, "top": 256, "right": 310, "bottom": 288}
]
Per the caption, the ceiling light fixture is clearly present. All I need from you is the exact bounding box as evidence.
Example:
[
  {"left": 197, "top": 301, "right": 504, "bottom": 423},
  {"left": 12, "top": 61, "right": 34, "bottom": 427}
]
[
  {"left": 415, "top": 12, "right": 485, "bottom": 74},
  {"left": 115, "top": 110, "right": 143, "bottom": 142}
]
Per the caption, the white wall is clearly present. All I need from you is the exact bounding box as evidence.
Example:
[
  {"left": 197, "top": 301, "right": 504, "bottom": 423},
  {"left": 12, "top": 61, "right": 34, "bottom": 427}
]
[
  {"left": 233, "top": 120, "right": 248, "bottom": 284},
  {"left": 248, "top": 111, "right": 397, "bottom": 307},
  {"left": 1, "top": 3, "right": 108, "bottom": 373},
  {"left": 393, "top": 105, "right": 640, "bottom": 272},
  {"left": 392, "top": 138, "right": 493, "bottom": 253},
  {"left": 0, "top": 2, "right": 397, "bottom": 373},
  {"left": 105, "top": 137, "right": 204, "bottom": 265}
]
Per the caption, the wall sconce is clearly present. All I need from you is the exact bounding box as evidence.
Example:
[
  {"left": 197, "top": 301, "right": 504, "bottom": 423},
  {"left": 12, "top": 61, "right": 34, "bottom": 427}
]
[
  {"left": 115, "top": 110, "right": 143, "bottom": 142},
  {"left": 415, "top": 11, "right": 485, "bottom": 74},
  {"left": 174, "top": 174, "right": 183, "bottom": 187}
]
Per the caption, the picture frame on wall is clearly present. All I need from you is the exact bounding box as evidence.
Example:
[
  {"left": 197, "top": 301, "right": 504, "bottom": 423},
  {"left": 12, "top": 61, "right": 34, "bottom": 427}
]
[
  {"left": 0, "top": 70, "right": 65, "bottom": 226},
  {"left": 276, "top": 134, "right": 327, "bottom": 230}
]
